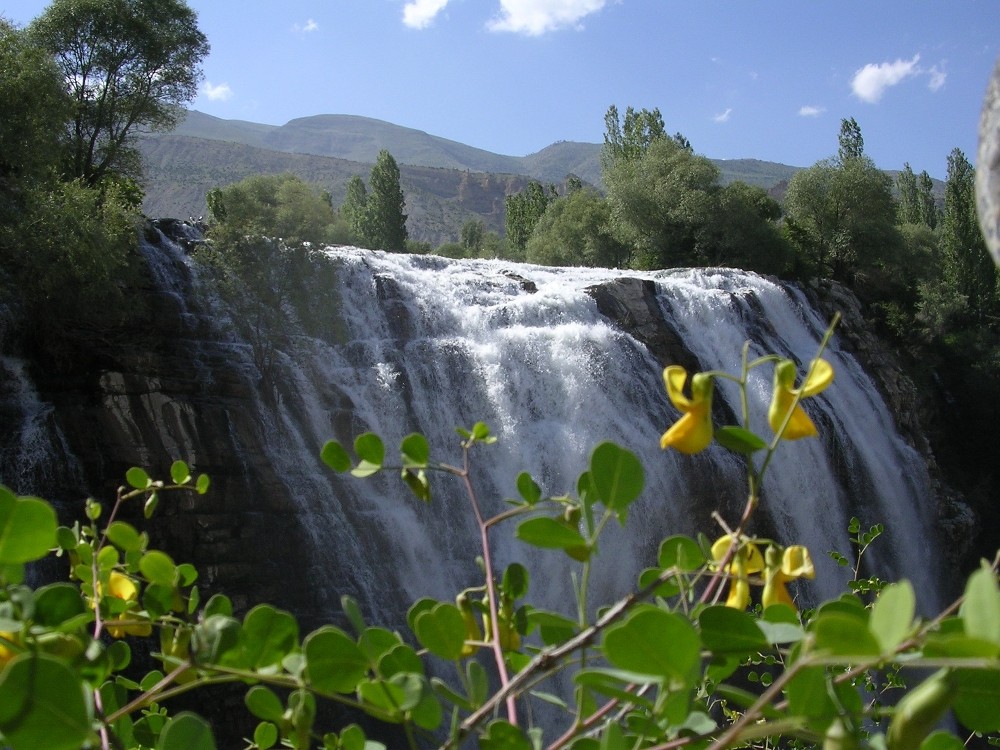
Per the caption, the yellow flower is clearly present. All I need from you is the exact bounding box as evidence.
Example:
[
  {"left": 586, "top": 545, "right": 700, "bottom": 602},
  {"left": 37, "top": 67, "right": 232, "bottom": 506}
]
[
  {"left": 104, "top": 571, "right": 152, "bottom": 639},
  {"left": 711, "top": 535, "right": 764, "bottom": 610},
  {"left": 0, "top": 631, "right": 17, "bottom": 667},
  {"left": 660, "top": 366, "right": 715, "bottom": 454},
  {"left": 762, "top": 545, "right": 816, "bottom": 611},
  {"left": 768, "top": 358, "right": 834, "bottom": 440}
]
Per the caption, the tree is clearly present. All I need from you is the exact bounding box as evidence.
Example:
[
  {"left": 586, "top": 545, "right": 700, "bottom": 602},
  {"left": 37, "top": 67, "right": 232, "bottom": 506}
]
[
  {"left": 525, "top": 187, "right": 630, "bottom": 268},
  {"left": 460, "top": 219, "right": 485, "bottom": 255},
  {"left": 0, "top": 19, "right": 71, "bottom": 196},
  {"left": 362, "top": 149, "right": 408, "bottom": 251},
  {"left": 783, "top": 119, "right": 901, "bottom": 283},
  {"left": 29, "top": 0, "right": 209, "bottom": 185},
  {"left": 896, "top": 163, "right": 921, "bottom": 225},
  {"left": 341, "top": 175, "right": 368, "bottom": 244},
  {"left": 601, "top": 104, "right": 666, "bottom": 169},
  {"left": 504, "top": 181, "right": 556, "bottom": 259},
  {"left": 695, "top": 182, "right": 792, "bottom": 274},
  {"left": 941, "top": 147, "right": 997, "bottom": 324},
  {"left": 604, "top": 136, "right": 720, "bottom": 269}
]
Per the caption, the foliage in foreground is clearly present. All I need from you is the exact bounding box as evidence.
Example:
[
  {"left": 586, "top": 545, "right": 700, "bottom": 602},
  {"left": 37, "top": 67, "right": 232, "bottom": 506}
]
[{"left": 0, "top": 324, "right": 998, "bottom": 750}]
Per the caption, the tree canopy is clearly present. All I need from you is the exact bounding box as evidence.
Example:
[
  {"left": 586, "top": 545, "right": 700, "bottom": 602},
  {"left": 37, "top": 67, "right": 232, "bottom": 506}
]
[{"left": 29, "top": 0, "right": 209, "bottom": 185}]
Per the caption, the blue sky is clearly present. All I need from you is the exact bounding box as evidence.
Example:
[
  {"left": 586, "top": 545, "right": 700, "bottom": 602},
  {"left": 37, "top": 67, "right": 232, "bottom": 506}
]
[{"left": 4, "top": 1, "right": 998, "bottom": 178}]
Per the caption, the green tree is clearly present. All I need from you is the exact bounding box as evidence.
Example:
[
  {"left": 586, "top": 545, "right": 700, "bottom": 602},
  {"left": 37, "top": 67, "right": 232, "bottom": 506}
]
[
  {"left": 504, "top": 180, "right": 556, "bottom": 259},
  {"left": 0, "top": 19, "right": 71, "bottom": 197},
  {"left": 896, "top": 163, "right": 921, "bottom": 225},
  {"left": 460, "top": 219, "right": 485, "bottom": 255},
  {"left": 941, "top": 147, "right": 997, "bottom": 324},
  {"left": 695, "top": 182, "right": 792, "bottom": 274},
  {"left": 340, "top": 174, "right": 368, "bottom": 245},
  {"left": 28, "top": 0, "right": 209, "bottom": 185},
  {"left": 783, "top": 119, "right": 901, "bottom": 283},
  {"left": 604, "top": 135, "right": 720, "bottom": 269},
  {"left": 525, "top": 187, "right": 630, "bottom": 268},
  {"left": 601, "top": 104, "right": 666, "bottom": 169},
  {"left": 362, "top": 149, "right": 408, "bottom": 251}
]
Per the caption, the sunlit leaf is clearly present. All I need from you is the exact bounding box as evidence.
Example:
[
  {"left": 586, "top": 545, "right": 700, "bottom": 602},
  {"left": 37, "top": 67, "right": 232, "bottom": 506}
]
[
  {"left": 603, "top": 607, "right": 700, "bottom": 686},
  {"left": 156, "top": 711, "right": 217, "bottom": 750},
  {"left": 400, "top": 433, "right": 429, "bottom": 467},
  {"left": 960, "top": 561, "right": 1000, "bottom": 646},
  {"left": 414, "top": 604, "right": 466, "bottom": 661},
  {"left": 125, "top": 467, "right": 151, "bottom": 490},
  {"left": 658, "top": 535, "right": 705, "bottom": 571},
  {"left": 515, "top": 517, "right": 587, "bottom": 551},
  {"left": 0, "top": 653, "right": 92, "bottom": 750},
  {"left": 714, "top": 426, "right": 768, "bottom": 454},
  {"left": 304, "top": 626, "right": 367, "bottom": 694},
  {"left": 870, "top": 580, "right": 915, "bottom": 653},
  {"left": 0, "top": 487, "right": 58, "bottom": 564},
  {"left": 241, "top": 604, "right": 299, "bottom": 670},
  {"left": 699, "top": 605, "right": 767, "bottom": 655},
  {"left": 140, "top": 550, "right": 177, "bottom": 586},
  {"left": 589, "top": 442, "right": 643, "bottom": 517},
  {"left": 245, "top": 685, "right": 284, "bottom": 722},
  {"left": 516, "top": 472, "right": 541, "bottom": 505},
  {"left": 170, "top": 460, "right": 191, "bottom": 485}
]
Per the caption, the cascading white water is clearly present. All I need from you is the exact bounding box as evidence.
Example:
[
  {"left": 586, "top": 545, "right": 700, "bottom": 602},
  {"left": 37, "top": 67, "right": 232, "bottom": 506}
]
[{"left": 257, "top": 246, "right": 942, "bottom": 621}]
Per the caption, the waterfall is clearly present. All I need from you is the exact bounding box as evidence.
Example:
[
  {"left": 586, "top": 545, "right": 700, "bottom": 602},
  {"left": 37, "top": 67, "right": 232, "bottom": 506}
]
[{"left": 0, "top": 228, "right": 945, "bottom": 633}]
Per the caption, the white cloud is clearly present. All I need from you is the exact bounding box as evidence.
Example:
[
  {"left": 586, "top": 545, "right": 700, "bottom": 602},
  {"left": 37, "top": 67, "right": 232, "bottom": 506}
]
[
  {"left": 488, "top": 0, "right": 608, "bottom": 35},
  {"left": 293, "top": 19, "right": 319, "bottom": 32},
  {"left": 403, "top": 0, "right": 452, "bottom": 29},
  {"left": 713, "top": 108, "right": 733, "bottom": 124},
  {"left": 798, "top": 105, "right": 825, "bottom": 117},
  {"left": 927, "top": 64, "right": 947, "bottom": 92},
  {"left": 851, "top": 54, "right": 920, "bottom": 103},
  {"left": 202, "top": 81, "right": 233, "bottom": 101}
]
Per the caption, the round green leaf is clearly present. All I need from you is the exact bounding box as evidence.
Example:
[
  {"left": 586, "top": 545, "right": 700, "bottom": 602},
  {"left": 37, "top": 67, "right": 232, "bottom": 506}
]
[
  {"left": 106, "top": 521, "right": 144, "bottom": 552},
  {"left": 811, "top": 612, "right": 881, "bottom": 657},
  {"left": 952, "top": 667, "right": 1000, "bottom": 732},
  {"left": 0, "top": 653, "right": 92, "bottom": 750},
  {"left": 699, "top": 605, "right": 767, "bottom": 655},
  {"left": 400, "top": 433, "right": 429, "bottom": 467},
  {"left": 359, "top": 626, "right": 402, "bottom": 667},
  {"left": 589, "top": 442, "right": 643, "bottom": 514},
  {"left": 414, "top": 603, "right": 466, "bottom": 661},
  {"left": 140, "top": 550, "right": 177, "bottom": 586},
  {"left": 321, "top": 440, "right": 352, "bottom": 472},
  {"left": 516, "top": 472, "right": 541, "bottom": 505},
  {"left": 241, "top": 604, "right": 299, "bottom": 670},
  {"left": 254, "top": 721, "right": 278, "bottom": 750},
  {"left": 960, "top": 561, "right": 1000, "bottom": 646},
  {"left": 156, "top": 712, "right": 217, "bottom": 750},
  {"left": 0, "top": 489, "right": 58, "bottom": 564},
  {"left": 603, "top": 607, "right": 700, "bottom": 685},
  {"left": 353, "top": 432, "right": 385, "bottom": 467},
  {"left": 378, "top": 643, "right": 424, "bottom": 678},
  {"left": 125, "top": 467, "right": 151, "bottom": 490},
  {"left": 245, "top": 685, "right": 285, "bottom": 722},
  {"left": 170, "top": 460, "right": 191, "bottom": 485},
  {"left": 658, "top": 535, "right": 705, "bottom": 571},
  {"left": 870, "top": 580, "right": 915, "bottom": 653},
  {"left": 304, "top": 626, "right": 367, "bottom": 693},
  {"left": 33, "top": 582, "right": 87, "bottom": 627}
]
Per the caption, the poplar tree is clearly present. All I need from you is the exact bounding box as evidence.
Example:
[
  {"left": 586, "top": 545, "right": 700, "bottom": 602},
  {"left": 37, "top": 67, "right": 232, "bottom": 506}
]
[{"left": 363, "top": 150, "right": 408, "bottom": 252}]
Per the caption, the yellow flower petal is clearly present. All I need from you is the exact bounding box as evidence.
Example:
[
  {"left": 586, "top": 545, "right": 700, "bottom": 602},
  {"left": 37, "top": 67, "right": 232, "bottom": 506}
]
[
  {"left": 781, "top": 545, "right": 816, "bottom": 580},
  {"left": 107, "top": 571, "right": 138, "bottom": 601},
  {"left": 711, "top": 535, "right": 764, "bottom": 573},
  {"left": 661, "top": 367, "right": 714, "bottom": 454},
  {"left": 768, "top": 359, "right": 833, "bottom": 440},
  {"left": 800, "top": 359, "right": 834, "bottom": 398},
  {"left": 762, "top": 578, "right": 794, "bottom": 609}
]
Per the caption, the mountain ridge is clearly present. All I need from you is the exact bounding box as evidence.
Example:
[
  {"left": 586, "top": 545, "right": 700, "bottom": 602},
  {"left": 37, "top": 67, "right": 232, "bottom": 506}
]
[{"left": 139, "top": 110, "right": 804, "bottom": 244}]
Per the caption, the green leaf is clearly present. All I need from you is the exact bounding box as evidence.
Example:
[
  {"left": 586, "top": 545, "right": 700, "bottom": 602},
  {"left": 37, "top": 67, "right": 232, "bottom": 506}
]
[
  {"left": 245, "top": 685, "right": 285, "bottom": 722},
  {"left": 304, "top": 626, "right": 368, "bottom": 693},
  {"left": 193, "top": 615, "right": 242, "bottom": 665},
  {"left": 143, "top": 493, "right": 159, "bottom": 519},
  {"left": 920, "top": 730, "right": 965, "bottom": 750},
  {"left": 140, "top": 550, "right": 177, "bottom": 586},
  {"left": 574, "top": 669, "right": 657, "bottom": 706},
  {"left": 241, "top": 604, "right": 299, "bottom": 670},
  {"left": 170, "top": 460, "right": 191, "bottom": 485},
  {"left": 406, "top": 597, "right": 437, "bottom": 635},
  {"left": 870, "top": 580, "right": 916, "bottom": 653},
  {"left": 0, "top": 488, "right": 58, "bottom": 564},
  {"left": 516, "top": 472, "right": 542, "bottom": 505},
  {"left": 589, "top": 442, "right": 643, "bottom": 516},
  {"left": 359, "top": 627, "right": 402, "bottom": 667},
  {"left": 784, "top": 665, "right": 836, "bottom": 725},
  {"left": 401, "top": 468, "right": 431, "bottom": 502},
  {"left": 321, "top": 440, "right": 352, "bottom": 472},
  {"left": 195, "top": 474, "right": 211, "bottom": 494},
  {"left": 714, "top": 426, "right": 768, "bottom": 454},
  {"left": 952, "top": 667, "right": 1000, "bottom": 732},
  {"left": 960, "top": 561, "right": 1000, "bottom": 646},
  {"left": 33, "top": 582, "right": 87, "bottom": 627},
  {"left": 342, "top": 595, "right": 367, "bottom": 635},
  {"left": 480, "top": 719, "right": 532, "bottom": 750},
  {"left": 811, "top": 611, "right": 881, "bottom": 657},
  {"left": 698, "top": 605, "right": 767, "bottom": 655},
  {"left": 471, "top": 422, "right": 492, "bottom": 441},
  {"left": 658, "top": 535, "right": 705, "bottom": 571},
  {"left": 603, "top": 607, "right": 700, "bottom": 686},
  {"left": 410, "top": 686, "right": 443, "bottom": 731},
  {"left": 354, "top": 433, "right": 384, "bottom": 465},
  {"left": 106, "top": 521, "right": 144, "bottom": 552},
  {"left": 501, "top": 563, "right": 529, "bottom": 600},
  {"left": 253, "top": 722, "right": 278, "bottom": 750},
  {"left": 414, "top": 603, "right": 466, "bottom": 661},
  {"left": 515, "top": 517, "right": 587, "bottom": 551},
  {"left": 0, "top": 653, "right": 93, "bottom": 750},
  {"left": 377, "top": 643, "right": 424, "bottom": 678},
  {"left": 156, "top": 712, "right": 217, "bottom": 750},
  {"left": 400, "top": 433, "right": 429, "bottom": 467},
  {"left": 125, "top": 467, "right": 151, "bottom": 490}
]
